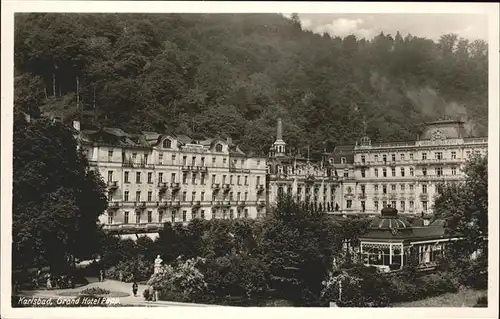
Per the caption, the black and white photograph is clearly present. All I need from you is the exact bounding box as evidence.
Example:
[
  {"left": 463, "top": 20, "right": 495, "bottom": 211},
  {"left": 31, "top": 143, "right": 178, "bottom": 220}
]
[{"left": 1, "top": 1, "right": 499, "bottom": 318}]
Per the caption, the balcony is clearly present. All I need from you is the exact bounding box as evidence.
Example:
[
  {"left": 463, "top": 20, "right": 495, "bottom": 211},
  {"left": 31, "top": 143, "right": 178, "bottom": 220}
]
[
  {"left": 258, "top": 201, "right": 266, "bottom": 207},
  {"left": 358, "top": 193, "right": 367, "bottom": 199},
  {"left": 212, "top": 183, "right": 221, "bottom": 190},
  {"left": 108, "top": 202, "right": 121, "bottom": 209},
  {"left": 419, "top": 193, "right": 429, "bottom": 200},
  {"left": 256, "top": 185, "right": 265, "bottom": 193},
  {"left": 223, "top": 184, "right": 231, "bottom": 192},
  {"left": 182, "top": 165, "right": 192, "bottom": 172},
  {"left": 107, "top": 181, "right": 118, "bottom": 190},
  {"left": 238, "top": 201, "right": 246, "bottom": 207},
  {"left": 212, "top": 201, "right": 222, "bottom": 208},
  {"left": 157, "top": 201, "right": 168, "bottom": 209},
  {"left": 103, "top": 222, "right": 164, "bottom": 233},
  {"left": 171, "top": 201, "right": 181, "bottom": 208},
  {"left": 192, "top": 201, "right": 201, "bottom": 208},
  {"left": 134, "top": 201, "right": 147, "bottom": 211},
  {"left": 196, "top": 166, "right": 208, "bottom": 173},
  {"left": 170, "top": 182, "right": 181, "bottom": 190},
  {"left": 158, "top": 182, "right": 168, "bottom": 191}
]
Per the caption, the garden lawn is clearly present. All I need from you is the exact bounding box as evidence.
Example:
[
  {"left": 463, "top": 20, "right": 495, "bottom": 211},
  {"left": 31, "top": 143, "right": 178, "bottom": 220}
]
[{"left": 392, "top": 288, "right": 487, "bottom": 307}]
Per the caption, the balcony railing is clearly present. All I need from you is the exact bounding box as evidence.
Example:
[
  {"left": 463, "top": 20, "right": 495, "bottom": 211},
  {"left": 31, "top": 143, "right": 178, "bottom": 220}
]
[
  {"left": 108, "top": 202, "right": 121, "bottom": 209},
  {"left": 212, "top": 183, "right": 221, "bottom": 189},
  {"left": 170, "top": 182, "right": 180, "bottom": 189},
  {"left": 238, "top": 201, "right": 246, "bottom": 207},
  {"left": 256, "top": 185, "right": 264, "bottom": 192},
  {"left": 134, "top": 201, "right": 147, "bottom": 210},
  {"left": 107, "top": 181, "right": 118, "bottom": 189},
  {"left": 229, "top": 167, "right": 250, "bottom": 174},
  {"left": 158, "top": 182, "right": 168, "bottom": 189}
]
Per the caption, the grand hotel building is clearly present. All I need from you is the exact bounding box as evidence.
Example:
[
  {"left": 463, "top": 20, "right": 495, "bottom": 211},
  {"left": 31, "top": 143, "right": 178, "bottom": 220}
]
[{"left": 72, "top": 118, "right": 486, "bottom": 234}]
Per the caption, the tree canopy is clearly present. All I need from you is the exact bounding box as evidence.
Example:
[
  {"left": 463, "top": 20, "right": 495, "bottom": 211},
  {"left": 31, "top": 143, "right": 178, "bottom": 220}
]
[
  {"left": 12, "top": 112, "right": 108, "bottom": 271},
  {"left": 14, "top": 13, "right": 488, "bottom": 155}
]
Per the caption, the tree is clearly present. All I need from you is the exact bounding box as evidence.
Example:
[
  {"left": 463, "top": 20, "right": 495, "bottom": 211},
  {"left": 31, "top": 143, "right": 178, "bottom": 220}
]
[
  {"left": 12, "top": 111, "right": 108, "bottom": 271},
  {"left": 433, "top": 153, "right": 488, "bottom": 288},
  {"left": 258, "top": 193, "right": 337, "bottom": 305}
]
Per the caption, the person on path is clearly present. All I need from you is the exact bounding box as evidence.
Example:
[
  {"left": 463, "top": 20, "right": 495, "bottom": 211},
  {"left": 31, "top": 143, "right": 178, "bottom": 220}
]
[
  {"left": 99, "top": 269, "right": 104, "bottom": 282},
  {"left": 149, "top": 286, "right": 155, "bottom": 302},
  {"left": 46, "top": 276, "right": 52, "bottom": 290},
  {"left": 119, "top": 271, "right": 123, "bottom": 282},
  {"left": 132, "top": 282, "right": 138, "bottom": 297}
]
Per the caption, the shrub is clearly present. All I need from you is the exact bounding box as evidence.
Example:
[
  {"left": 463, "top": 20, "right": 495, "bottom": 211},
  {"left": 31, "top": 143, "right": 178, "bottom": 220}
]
[
  {"left": 80, "top": 287, "right": 110, "bottom": 296},
  {"left": 147, "top": 257, "right": 207, "bottom": 303},
  {"left": 473, "top": 295, "right": 487, "bottom": 307},
  {"left": 143, "top": 288, "right": 150, "bottom": 301},
  {"left": 106, "top": 256, "right": 153, "bottom": 283}
]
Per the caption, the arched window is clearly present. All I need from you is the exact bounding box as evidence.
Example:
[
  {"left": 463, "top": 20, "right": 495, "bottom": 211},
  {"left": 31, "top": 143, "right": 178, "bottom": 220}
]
[
  {"left": 215, "top": 144, "right": 223, "bottom": 152},
  {"left": 163, "top": 139, "right": 172, "bottom": 149}
]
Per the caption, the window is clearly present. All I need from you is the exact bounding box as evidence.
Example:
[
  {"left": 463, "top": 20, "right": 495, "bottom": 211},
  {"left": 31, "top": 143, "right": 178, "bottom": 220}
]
[
  {"left": 257, "top": 159, "right": 261, "bottom": 166},
  {"left": 223, "top": 158, "right": 227, "bottom": 165},
  {"left": 136, "top": 191, "right": 141, "bottom": 202},
  {"left": 409, "top": 184, "right": 414, "bottom": 191},
  {"left": 157, "top": 172, "right": 163, "bottom": 183},
  {"left": 361, "top": 185, "right": 366, "bottom": 194},
  {"left": 230, "top": 192, "right": 234, "bottom": 201},
  {"left": 422, "top": 168, "right": 427, "bottom": 176},
  {"left": 382, "top": 201, "right": 387, "bottom": 207},
  {"left": 229, "top": 175, "right": 233, "bottom": 185},
  {"left": 191, "top": 156, "right": 196, "bottom": 166},
  {"left": 201, "top": 173, "right": 206, "bottom": 185},
  {"left": 391, "top": 154, "right": 396, "bottom": 162},
  {"left": 163, "top": 139, "right": 172, "bottom": 148},
  {"left": 201, "top": 192, "right": 205, "bottom": 201},
  {"left": 374, "top": 184, "right": 379, "bottom": 192},
  {"left": 409, "top": 201, "right": 414, "bottom": 209},
  {"left": 192, "top": 192, "right": 196, "bottom": 201},
  {"left": 451, "top": 151, "right": 456, "bottom": 159},
  {"left": 244, "top": 209, "right": 249, "bottom": 218},
  {"left": 451, "top": 166, "right": 457, "bottom": 175},
  {"left": 216, "top": 144, "right": 223, "bottom": 152},
  {"left": 436, "top": 167, "right": 443, "bottom": 176},
  {"left": 191, "top": 210, "right": 196, "bottom": 220},
  {"left": 124, "top": 171, "right": 129, "bottom": 183},
  {"left": 422, "top": 153, "right": 427, "bottom": 160},
  {"left": 212, "top": 157, "right": 216, "bottom": 166},
  {"left": 389, "top": 184, "right": 395, "bottom": 192},
  {"left": 222, "top": 175, "right": 227, "bottom": 184},
  {"left": 182, "top": 173, "right": 188, "bottom": 184},
  {"left": 343, "top": 172, "right": 349, "bottom": 178},
  {"left": 182, "top": 192, "right": 187, "bottom": 201},
  {"left": 136, "top": 212, "right": 141, "bottom": 224},
  {"left": 244, "top": 176, "right": 248, "bottom": 185},
  {"left": 383, "top": 185, "right": 387, "bottom": 194},
  {"left": 148, "top": 172, "right": 153, "bottom": 184},
  {"left": 183, "top": 156, "right": 187, "bottom": 166},
  {"left": 341, "top": 157, "right": 346, "bottom": 164},
  {"left": 158, "top": 211, "right": 163, "bottom": 223},
  {"left": 400, "top": 168, "right": 405, "bottom": 177},
  {"left": 435, "top": 152, "right": 443, "bottom": 160},
  {"left": 172, "top": 154, "right": 176, "bottom": 163},
  {"left": 374, "top": 201, "right": 379, "bottom": 211},
  {"left": 391, "top": 201, "right": 396, "bottom": 208},
  {"left": 136, "top": 172, "right": 141, "bottom": 183},
  {"left": 383, "top": 154, "right": 387, "bottom": 162},
  {"left": 466, "top": 150, "right": 471, "bottom": 157},
  {"left": 374, "top": 154, "right": 379, "bottom": 162},
  {"left": 171, "top": 210, "right": 176, "bottom": 223},
  {"left": 201, "top": 157, "right": 205, "bottom": 166},
  {"left": 361, "top": 201, "right": 366, "bottom": 212},
  {"left": 409, "top": 153, "right": 414, "bottom": 160},
  {"left": 391, "top": 168, "right": 396, "bottom": 177},
  {"left": 147, "top": 191, "right": 152, "bottom": 202},
  {"left": 346, "top": 200, "right": 352, "bottom": 208},
  {"left": 108, "top": 150, "right": 113, "bottom": 161},
  {"left": 237, "top": 192, "right": 241, "bottom": 201},
  {"left": 171, "top": 173, "right": 176, "bottom": 183},
  {"left": 132, "top": 153, "right": 137, "bottom": 162},
  {"left": 107, "top": 171, "right": 113, "bottom": 182},
  {"left": 237, "top": 176, "right": 241, "bottom": 185},
  {"left": 400, "top": 154, "right": 405, "bottom": 161},
  {"left": 422, "top": 184, "right": 427, "bottom": 193},
  {"left": 256, "top": 176, "right": 261, "bottom": 185},
  {"left": 361, "top": 169, "right": 366, "bottom": 178},
  {"left": 361, "top": 155, "right": 365, "bottom": 164},
  {"left": 147, "top": 211, "right": 152, "bottom": 223},
  {"left": 159, "top": 153, "right": 163, "bottom": 165},
  {"left": 374, "top": 168, "right": 379, "bottom": 177},
  {"left": 124, "top": 191, "right": 129, "bottom": 202},
  {"left": 182, "top": 210, "right": 187, "bottom": 222},
  {"left": 422, "top": 201, "right": 428, "bottom": 211},
  {"left": 144, "top": 153, "right": 149, "bottom": 164},
  {"left": 400, "top": 184, "right": 405, "bottom": 191},
  {"left": 107, "top": 212, "right": 114, "bottom": 224},
  {"left": 410, "top": 167, "right": 414, "bottom": 176},
  {"left": 192, "top": 173, "right": 196, "bottom": 185},
  {"left": 211, "top": 174, "right": 216, "bottom": 184},
  {"left": 124, "top": 212, "right": 129, "bottom": 224},
  {"left": 383, "top": 168, "right": 387, "bottom": 177},
  {"left": 400, "top": 201, "right": 405, "bottom": 211}
]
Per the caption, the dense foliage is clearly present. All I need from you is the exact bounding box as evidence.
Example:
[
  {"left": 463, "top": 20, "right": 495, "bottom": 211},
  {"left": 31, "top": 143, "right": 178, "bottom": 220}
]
[
  {"left": 12, "top": 112, "right": 108, "bottom": 272},
  {"left": 14, "top": 13, "right": 488, "bottom": 155},
  {"left": 433, "top": 154, "right": 488, "bottom": 290}
]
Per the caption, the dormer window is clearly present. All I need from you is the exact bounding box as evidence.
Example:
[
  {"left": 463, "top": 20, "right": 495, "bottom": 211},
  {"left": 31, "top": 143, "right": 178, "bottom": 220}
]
[
  {"left": 163, "top": 139, "right": 172, "bottom": 149},
  {"left": 215, "top": 144, "right": 223, "bottom": 152}
]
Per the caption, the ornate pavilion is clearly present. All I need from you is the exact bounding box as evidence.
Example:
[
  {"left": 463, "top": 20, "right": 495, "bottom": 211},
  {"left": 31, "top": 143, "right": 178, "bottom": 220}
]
[{"left": 358, "top": 205, "right": 455, "bottom": 272}]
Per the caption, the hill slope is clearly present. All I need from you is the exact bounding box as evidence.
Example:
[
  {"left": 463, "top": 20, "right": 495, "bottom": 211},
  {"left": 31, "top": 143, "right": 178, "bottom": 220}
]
[{"left": 14, "top": 13, "right": 488, "bottom": 155}]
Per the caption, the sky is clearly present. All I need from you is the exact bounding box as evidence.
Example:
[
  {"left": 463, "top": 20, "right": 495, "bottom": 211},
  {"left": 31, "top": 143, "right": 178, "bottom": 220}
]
[{"left": 288, "top": 14, "right": 488, "bottom": 42}]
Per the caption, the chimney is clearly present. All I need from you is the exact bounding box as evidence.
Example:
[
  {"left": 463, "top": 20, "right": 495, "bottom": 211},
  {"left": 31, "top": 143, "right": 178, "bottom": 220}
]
[
  {"left": 277, "top": 118, "right": 283, "bottom": 140},
  {"left": 226, "top": 137, "right": 232, "bottom": 145},
  {"left": 73, "top": 120, "right": 81, "bottom": 131}
]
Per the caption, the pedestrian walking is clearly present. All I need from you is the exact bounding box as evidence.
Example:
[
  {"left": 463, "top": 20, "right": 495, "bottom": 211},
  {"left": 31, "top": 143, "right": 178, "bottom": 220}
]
[
  {"left": 119, "top": 271, "right": 123, "bottom": 282},
  {"left": 149, "top": 286, "right": 155, "bottom": 301},
  {"left": 99, "top": 269, "right": 104, "bottom": 282},
  {"left": 46, "top": 276, "right": 52, "bottom": 290},
  {"left": 132, "top": 282, "right": 138, "bottom": 297}
]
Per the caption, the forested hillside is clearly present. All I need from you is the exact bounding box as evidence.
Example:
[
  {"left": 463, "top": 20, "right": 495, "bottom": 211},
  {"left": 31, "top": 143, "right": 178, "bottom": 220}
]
[{"left": 14, "top": 13, "right": 488, "bottom": 155}]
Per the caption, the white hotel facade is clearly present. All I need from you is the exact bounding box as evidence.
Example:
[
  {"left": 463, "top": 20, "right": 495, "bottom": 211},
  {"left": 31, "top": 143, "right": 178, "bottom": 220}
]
[{"left": 72, "top": 118, "right": 487, "bottom": 234}]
